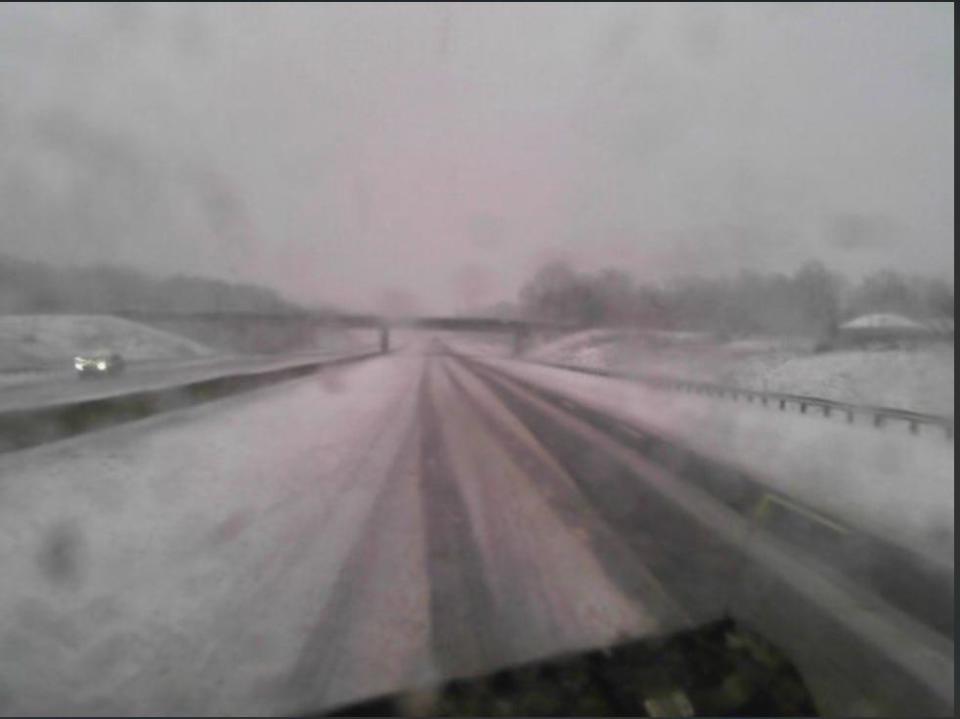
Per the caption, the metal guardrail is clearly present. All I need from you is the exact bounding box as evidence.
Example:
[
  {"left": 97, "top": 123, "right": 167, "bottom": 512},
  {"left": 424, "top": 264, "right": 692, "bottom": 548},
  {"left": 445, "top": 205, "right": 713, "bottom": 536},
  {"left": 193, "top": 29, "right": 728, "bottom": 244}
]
[{"left": 536, "top": 361, "right": 955, "bottom": 440}]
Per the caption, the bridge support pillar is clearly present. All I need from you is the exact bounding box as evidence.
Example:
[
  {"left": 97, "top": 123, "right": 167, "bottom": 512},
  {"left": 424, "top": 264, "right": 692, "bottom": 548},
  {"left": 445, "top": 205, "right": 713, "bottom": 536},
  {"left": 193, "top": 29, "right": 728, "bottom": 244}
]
[{"left": 379, "top": 326, "right": 390, "bottom": 353}]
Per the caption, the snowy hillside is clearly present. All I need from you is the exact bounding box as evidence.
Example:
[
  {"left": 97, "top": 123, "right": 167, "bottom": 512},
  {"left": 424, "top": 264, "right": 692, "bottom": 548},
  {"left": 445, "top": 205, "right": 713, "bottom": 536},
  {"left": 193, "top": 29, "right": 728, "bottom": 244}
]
[
  {"left": 0, "top": 315, "right": 215, "bottom": 372},
  {"left": 525, "top": 330, "right": 954, "bottom": 416}
]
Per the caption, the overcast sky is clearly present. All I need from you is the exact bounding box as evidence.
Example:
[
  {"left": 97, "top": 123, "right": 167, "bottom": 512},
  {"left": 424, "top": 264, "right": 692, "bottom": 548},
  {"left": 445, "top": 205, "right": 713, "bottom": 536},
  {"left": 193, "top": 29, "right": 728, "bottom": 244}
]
[{"left": 0, "top": 2, "right": 953, "bottom": 313}]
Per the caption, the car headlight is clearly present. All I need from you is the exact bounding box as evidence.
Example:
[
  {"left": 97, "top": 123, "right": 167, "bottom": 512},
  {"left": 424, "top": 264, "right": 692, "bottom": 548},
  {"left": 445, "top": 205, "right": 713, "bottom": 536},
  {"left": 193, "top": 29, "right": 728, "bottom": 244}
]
[
  {"left": 74, "top": 360, "right": 84, "bottom": 370},
  {"left": 97, "top": 361, "right": 107, "bottom": 370}
]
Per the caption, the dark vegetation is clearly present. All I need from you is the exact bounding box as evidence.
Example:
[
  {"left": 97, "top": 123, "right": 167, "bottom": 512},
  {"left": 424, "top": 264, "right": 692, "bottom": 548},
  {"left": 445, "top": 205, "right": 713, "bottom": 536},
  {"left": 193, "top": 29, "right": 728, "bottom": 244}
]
[
  {"left": 508, "top": 260, "right": 954, "bottom": 338},
  {"left": 323, "top": 617, "right": 817, "bottom": 717},
  {"left": 0, "top": 252, "right": 303, "bottom": 316}
]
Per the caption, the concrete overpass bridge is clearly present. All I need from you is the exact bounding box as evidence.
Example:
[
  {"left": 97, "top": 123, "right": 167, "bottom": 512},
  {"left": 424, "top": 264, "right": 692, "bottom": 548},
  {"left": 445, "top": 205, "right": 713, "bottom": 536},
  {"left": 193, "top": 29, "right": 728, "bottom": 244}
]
[{"left": 114, "top": 311, "right": 573, "bottom": 354}]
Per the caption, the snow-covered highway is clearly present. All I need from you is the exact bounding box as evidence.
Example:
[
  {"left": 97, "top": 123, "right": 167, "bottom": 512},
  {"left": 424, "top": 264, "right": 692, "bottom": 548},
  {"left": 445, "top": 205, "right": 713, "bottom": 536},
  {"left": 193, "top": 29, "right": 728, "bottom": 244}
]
[{"left": 0, "top": 339, "right": 953, "bottom": 716}]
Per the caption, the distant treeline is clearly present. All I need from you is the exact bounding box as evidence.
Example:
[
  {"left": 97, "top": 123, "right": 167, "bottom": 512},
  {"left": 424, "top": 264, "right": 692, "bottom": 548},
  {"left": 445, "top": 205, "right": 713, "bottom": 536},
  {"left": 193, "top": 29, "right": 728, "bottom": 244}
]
[
  {"left": 0, "top": 253, "right": 308, "bottom": 316},
  {"left": 509, "top": 260, "right": 954, "bottom": 337}
]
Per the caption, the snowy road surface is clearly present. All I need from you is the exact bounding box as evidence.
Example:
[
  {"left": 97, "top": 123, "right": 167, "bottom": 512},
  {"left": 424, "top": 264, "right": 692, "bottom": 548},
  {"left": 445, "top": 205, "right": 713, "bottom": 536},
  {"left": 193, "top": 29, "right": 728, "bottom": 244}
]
[{"left": 0, "top": 340, "right": 953, "bottom": 716}]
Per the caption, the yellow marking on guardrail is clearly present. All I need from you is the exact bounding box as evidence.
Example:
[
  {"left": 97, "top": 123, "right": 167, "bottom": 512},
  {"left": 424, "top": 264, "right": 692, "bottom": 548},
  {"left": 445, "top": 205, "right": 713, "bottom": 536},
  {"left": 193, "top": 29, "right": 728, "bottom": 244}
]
[{"left": 753, "top": 493, "right": 850, "bottom": 535}]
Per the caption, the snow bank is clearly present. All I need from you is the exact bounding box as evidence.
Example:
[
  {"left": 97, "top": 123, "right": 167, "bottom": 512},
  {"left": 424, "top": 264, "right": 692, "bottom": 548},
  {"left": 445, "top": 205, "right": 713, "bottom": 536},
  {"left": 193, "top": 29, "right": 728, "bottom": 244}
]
[
  {"left": 524, "top": 329, "right": 639, "bottom": 365},
  {"left": 735, "top": 346, "right": 955, "bottom": 413},
  {"left": 607, "top": 342, "right": 955, "bottom": 416},
  {"left": 840, "top": 313, "right": 928, "bottom": 330}
]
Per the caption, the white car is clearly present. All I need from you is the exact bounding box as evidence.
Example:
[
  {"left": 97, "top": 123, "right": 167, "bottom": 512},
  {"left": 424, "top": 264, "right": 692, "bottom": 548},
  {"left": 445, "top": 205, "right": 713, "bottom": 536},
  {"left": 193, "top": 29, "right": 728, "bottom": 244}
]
[{"left": 74, "top": 350, "right": 125, "bottom": 378}]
